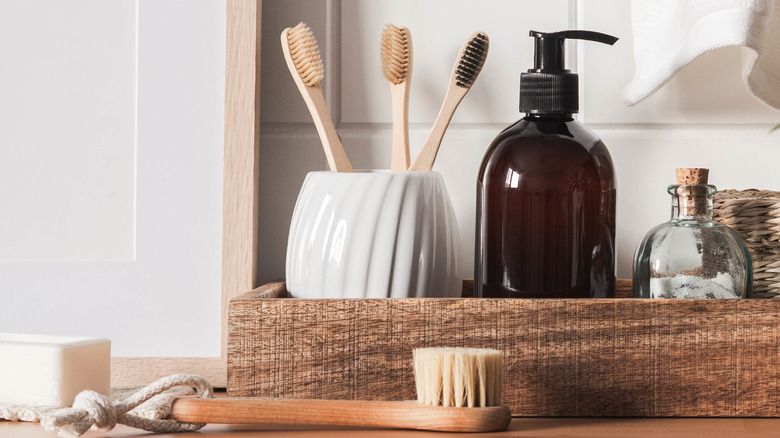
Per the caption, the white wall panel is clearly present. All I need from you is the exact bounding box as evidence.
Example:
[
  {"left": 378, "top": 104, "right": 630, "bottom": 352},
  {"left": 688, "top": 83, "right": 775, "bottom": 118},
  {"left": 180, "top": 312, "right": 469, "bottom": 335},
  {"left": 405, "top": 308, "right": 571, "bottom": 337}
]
[{"left": 2, "top": 0, "right": 226, "bottom": 357}]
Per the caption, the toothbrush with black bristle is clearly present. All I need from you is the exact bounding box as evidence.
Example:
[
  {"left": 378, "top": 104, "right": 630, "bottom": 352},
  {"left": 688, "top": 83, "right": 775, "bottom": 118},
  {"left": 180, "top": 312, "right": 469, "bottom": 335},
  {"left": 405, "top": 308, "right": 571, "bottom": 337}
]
[{"left": 408, "top": 32, "right": 489, "bottom": 172}]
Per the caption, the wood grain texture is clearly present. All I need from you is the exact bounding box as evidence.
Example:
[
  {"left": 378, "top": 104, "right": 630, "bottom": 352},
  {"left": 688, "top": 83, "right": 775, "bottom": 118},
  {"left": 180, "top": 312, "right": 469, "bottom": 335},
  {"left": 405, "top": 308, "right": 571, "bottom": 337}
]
[
  {"left": 112, "top": 357, "right": 226, "bottom": 387},
  {"left": 615, "top": 278, "right": 632, "bottom": 298},
  {"left": 228, "top": 281, "right": 780, "bottom": 417},
  {"left": 463, "top": 279, "right": 633, "bottom": 298},
  {"left": 222, "top": 0, "right": 262, "bottom": 355},
  {"left": 112, "top": 0, "right": 261, "bottom": 387},
  {"left": 172, "top": 398, "right": 511, "bottom": 432}
]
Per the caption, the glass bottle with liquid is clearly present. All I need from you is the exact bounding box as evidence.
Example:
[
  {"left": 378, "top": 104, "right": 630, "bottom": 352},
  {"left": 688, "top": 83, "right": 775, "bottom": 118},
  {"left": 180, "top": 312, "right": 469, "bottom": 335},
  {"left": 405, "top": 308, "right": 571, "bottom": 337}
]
[{"left": 633, "top": 168, "right": 752, "bottom": 299}]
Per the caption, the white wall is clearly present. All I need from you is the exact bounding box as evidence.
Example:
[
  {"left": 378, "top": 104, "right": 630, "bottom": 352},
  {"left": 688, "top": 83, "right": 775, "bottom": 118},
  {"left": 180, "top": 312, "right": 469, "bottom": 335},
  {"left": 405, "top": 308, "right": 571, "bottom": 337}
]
[
  {"left": 257, "top": 0, "right": 780, "bottom": 285},
  {"left": 0, "top": 1, "right": 137, "bottom": 261},
  {"left": 1, "top": 1, "right": 226, "bottom": 357}
]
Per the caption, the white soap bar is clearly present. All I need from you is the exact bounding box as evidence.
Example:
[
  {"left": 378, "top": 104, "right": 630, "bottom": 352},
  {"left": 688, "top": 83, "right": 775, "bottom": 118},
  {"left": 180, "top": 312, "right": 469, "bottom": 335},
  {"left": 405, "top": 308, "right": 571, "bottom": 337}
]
[{"left": 0, "top": 333, "right": 110, "bottom": 407}]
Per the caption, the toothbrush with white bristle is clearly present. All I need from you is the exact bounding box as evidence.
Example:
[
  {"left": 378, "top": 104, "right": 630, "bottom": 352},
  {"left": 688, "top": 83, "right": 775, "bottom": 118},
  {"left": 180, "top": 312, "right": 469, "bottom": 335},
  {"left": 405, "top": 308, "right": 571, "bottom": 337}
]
[
  {"left": 408, "top": 32, "right": 489, "bottom": 172},
  {"left": 381, "top": 24, "right": 413, "bottom": 172},
  {"left": 281, "top": 23, "right": 353, "bottom": 172},
  {"left": 171, "top": 347, "right": 511, "bottom": 432}
]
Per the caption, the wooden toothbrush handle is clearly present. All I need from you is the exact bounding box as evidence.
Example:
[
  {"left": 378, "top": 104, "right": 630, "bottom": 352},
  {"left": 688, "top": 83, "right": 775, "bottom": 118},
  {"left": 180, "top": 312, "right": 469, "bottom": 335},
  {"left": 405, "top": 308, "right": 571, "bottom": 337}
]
[
  {"left": 303, "top": 85, "right": 353, "bottom": 172},
  {"left": 408, "top": 86, "right": 468, "bottom": 172},
  {"left": 390, "top": 82, "right": 411, "bottom": 172},
  {"left": 172, "top": 398, "right": 512, "bottom": 433}
]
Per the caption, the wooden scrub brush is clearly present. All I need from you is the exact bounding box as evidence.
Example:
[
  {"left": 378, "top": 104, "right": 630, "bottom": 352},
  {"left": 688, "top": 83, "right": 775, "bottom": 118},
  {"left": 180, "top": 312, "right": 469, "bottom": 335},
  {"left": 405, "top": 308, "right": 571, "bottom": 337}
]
[
  {"left": 171, "top": 347, "right": 511, "bottom": 432},
  {"left": 281, "top": 22, "right": 353, "bottom": 172}
]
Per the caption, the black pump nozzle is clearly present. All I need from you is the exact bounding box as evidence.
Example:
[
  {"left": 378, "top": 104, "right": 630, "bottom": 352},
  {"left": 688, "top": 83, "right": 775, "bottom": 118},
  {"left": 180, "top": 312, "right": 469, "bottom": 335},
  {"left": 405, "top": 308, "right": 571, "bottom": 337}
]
[
  {"left": 530, "top": 30, "right": 618, "bottom": 72},
  {"left": 519, "top": 30, "right": 618, "bottom": 115}
]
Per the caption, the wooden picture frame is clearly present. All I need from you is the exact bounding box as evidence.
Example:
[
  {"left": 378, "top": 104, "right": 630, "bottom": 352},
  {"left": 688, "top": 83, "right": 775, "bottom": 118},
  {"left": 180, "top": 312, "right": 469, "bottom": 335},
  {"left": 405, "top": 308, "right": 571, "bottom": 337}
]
[{"left": 111, "top": 0, "right": 262, "bottom": 387}]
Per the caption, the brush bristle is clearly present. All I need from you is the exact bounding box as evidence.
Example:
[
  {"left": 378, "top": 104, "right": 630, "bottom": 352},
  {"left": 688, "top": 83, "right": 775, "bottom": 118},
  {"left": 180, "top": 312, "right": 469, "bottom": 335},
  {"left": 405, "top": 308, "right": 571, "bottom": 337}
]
[
  {"left": 286, "top": 22, "right": 324, "bottom": 87},
  {"left": 455, "top": 32, "right": 488, "bottom": 88},
  {"left": 413, "top": 347, "right": 503, "bottom": 408},
  {"left": 380, "top": 24, "right": 411, "bottom": 85}
]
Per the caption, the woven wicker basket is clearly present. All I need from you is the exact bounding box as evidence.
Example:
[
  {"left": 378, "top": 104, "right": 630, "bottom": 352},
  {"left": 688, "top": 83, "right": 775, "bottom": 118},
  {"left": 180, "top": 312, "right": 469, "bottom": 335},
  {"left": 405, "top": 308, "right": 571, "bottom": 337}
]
[{"left": 714, "top": 189, "right": 780, "bottom": 298}]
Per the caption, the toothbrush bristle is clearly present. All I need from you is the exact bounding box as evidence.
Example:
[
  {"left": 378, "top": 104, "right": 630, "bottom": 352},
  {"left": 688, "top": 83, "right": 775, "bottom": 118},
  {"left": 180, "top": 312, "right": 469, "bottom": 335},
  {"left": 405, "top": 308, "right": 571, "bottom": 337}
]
[
  {"left": 287, "top": 22, "right": 324, "bottom": 87},
  {"left": 380, "top": 24, "right": 411, "bottom": 85},
  {"left": 455, "top": 32, "right": 489, "bottom": 88}
]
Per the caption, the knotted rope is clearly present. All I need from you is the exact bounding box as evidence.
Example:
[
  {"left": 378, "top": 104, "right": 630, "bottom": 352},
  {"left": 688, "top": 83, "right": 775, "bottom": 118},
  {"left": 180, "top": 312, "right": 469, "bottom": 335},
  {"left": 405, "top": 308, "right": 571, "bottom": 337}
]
[{"left": 37, "top": 373, "right": 213, "bottom": 438}]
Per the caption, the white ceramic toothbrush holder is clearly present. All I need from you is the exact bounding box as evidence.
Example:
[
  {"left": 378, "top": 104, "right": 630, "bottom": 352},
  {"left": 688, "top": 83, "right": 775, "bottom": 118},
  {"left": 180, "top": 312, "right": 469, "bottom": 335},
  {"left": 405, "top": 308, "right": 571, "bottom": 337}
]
[{"left": 286, "top": 170, "right": 461, "bottom": 298}]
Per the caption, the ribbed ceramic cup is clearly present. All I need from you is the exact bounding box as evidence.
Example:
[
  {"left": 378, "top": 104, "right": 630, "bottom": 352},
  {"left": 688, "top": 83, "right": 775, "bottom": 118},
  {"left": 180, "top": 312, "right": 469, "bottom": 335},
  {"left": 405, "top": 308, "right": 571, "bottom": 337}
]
[{"left": 286, "top": 171, "right": 461, "bottom": 298}]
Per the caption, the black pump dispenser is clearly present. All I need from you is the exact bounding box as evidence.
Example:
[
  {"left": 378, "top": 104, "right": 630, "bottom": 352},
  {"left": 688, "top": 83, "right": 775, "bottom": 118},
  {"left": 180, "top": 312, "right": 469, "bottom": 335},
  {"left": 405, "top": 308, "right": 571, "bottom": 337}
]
[
  {"left": 519, "top": 30, "right": 618, "bottom": 115},
  {"left": 477, "top": 28, "right": 620, "bottom": 299}
]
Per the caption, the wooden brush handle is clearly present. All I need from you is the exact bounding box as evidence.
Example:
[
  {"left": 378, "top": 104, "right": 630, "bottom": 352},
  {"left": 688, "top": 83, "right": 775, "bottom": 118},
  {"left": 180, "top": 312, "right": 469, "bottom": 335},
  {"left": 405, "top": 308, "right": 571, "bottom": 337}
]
[
  {"left": 390, "top": 81, "right": 411, "bottom": 172},
  {"left": 408, "top": 86, "right": 468, "bottom": 172},
  {"left": 301, "top": 85, "right": 353, "bottom": 172},
  {"left": 172, "top": 398, "right": 511, "bottom": 433}
]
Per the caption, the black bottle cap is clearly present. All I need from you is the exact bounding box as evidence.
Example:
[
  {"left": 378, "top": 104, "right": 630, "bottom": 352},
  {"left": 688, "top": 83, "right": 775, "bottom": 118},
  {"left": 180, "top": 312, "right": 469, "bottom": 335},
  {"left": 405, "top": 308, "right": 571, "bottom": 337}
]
[{"left": 519, "top": 30, "right": 618, "bottom": 115}]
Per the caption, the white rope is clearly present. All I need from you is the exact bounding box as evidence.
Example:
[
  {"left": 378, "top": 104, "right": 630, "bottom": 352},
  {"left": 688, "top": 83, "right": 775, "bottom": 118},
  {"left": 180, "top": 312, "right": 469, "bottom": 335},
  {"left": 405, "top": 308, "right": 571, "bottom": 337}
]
[{"left": 0, "top": 374, "right": 213, "bottom": 438}]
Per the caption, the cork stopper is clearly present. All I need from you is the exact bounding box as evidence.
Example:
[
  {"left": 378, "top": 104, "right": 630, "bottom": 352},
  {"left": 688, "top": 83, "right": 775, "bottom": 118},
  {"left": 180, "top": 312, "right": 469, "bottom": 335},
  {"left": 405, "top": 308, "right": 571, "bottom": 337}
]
[
  {"left": 676, "top": 168, "right": 709, "bottom": 185},
  {"left": 674, "top": 168, "right": 711, "bottom": 216}
]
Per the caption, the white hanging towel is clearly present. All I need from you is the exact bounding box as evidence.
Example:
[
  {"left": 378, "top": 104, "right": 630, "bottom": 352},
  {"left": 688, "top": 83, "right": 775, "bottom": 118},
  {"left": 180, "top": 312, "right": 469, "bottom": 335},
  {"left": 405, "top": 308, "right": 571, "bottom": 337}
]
[{"left": 622, "top": 0, "right": 780, "bottom": 110}]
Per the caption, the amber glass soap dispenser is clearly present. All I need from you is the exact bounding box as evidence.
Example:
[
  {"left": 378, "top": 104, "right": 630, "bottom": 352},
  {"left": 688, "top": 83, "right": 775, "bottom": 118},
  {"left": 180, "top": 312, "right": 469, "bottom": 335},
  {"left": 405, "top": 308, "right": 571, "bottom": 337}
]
[{"left": 476, "top": 30, "right": 618, "bottom": 298}]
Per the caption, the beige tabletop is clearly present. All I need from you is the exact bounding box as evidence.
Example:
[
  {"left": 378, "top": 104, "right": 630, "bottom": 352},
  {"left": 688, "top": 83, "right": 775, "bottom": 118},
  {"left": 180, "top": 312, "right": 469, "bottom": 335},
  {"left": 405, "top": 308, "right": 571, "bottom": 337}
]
[{"left": 4, "top": 417, "right": 780, "bottom": 437}]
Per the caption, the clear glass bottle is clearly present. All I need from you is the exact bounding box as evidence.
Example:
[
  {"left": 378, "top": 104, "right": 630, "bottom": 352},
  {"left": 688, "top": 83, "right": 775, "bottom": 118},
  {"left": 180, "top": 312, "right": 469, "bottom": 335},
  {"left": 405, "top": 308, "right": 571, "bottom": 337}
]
[{"left": 633, "top": 170, "right": 752, "bottom": 299}]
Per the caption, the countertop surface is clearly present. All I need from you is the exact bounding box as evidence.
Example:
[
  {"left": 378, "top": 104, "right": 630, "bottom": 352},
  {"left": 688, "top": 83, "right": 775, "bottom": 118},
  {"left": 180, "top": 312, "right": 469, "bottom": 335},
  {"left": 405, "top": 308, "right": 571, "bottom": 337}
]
[{"left": 4, "top": 417, "right": 780, "bottom": 437}]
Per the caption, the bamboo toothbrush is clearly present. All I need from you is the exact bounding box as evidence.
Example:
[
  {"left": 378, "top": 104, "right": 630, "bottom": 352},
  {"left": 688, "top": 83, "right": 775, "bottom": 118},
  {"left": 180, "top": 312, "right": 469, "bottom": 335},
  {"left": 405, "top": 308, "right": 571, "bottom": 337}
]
[
  {"left": 381, "top": 24, "right": 413, "bottom": 172},
  {"left": 408, "top": 32, "right": 489, "bottom": 172},
  {"left": 281, "top": 23, "right": 353, "bottom": 172},
  {"left": 171, "top": 348, "right": 511, "bottom": 433}
]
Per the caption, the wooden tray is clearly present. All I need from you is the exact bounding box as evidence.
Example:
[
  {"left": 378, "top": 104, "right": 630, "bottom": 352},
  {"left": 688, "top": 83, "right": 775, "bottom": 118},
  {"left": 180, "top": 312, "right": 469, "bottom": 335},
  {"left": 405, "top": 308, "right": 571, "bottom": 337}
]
[{"left": 227, "top": 281, "right": 780, "bottom": 417}]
